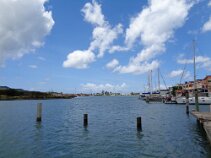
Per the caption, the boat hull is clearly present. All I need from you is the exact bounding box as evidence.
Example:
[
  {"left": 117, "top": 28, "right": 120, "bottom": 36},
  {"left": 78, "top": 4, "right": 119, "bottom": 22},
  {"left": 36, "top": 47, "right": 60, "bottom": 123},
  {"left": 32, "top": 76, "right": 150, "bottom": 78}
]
[{"left": 176, "top": 97, "right": 211, "bottom": 105}]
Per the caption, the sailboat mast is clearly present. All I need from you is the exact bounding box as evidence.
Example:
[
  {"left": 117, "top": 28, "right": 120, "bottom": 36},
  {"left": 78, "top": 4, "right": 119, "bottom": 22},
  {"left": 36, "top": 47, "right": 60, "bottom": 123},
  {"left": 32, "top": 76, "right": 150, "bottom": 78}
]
[
  {"left": 158, "top": 68, "right": 160, "bottom": 92},
  {"left": 148, "top": 71, "right": 151, "bottom": 94},
  {"left": 151, "top": 70, "right": 153, "bottom": 94},
  {"left": 193, "top": 40, "right": 199, "bottom": 111}
]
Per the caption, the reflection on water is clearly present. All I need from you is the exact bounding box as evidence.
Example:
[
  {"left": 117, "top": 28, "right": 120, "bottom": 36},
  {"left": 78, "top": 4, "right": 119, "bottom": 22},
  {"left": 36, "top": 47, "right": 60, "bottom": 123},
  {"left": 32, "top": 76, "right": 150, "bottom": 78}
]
[{"left": 0, "top": 96, "right": 211, "bottom": 158}]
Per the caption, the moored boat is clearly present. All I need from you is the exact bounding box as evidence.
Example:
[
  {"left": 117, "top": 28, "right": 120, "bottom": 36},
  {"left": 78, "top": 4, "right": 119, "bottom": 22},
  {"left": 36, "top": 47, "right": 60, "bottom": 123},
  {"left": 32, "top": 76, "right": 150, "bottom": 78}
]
[{"left": 176, "top": 96, "right": 211, "bottom": 105}]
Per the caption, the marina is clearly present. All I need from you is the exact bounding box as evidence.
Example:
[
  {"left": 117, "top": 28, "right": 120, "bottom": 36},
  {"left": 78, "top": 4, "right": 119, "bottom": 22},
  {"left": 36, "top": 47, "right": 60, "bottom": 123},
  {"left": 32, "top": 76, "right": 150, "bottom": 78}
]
[{"left": 1, "top": 0, "right": 211, "bottom": 157}]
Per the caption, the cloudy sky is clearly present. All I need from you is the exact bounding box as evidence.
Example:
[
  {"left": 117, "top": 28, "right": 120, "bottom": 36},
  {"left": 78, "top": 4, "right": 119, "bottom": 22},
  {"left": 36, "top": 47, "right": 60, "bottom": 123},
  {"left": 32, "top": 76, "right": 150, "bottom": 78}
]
[{"left": 0, "top": 0, "right": 211, "bottom": 93}]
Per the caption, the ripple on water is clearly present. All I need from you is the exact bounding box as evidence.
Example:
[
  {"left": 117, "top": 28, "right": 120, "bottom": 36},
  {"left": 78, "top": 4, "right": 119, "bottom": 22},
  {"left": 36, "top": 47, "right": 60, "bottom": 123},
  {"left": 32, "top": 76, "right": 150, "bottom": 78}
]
[{"left": 0, "top": 97, "right": 211, "bottom": 158}]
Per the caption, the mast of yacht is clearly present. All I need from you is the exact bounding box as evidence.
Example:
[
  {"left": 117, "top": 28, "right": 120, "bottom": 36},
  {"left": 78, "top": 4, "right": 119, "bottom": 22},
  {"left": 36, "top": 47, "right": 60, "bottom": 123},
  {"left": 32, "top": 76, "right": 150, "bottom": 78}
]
[
  {"left": 151, "top": 70, "right": 153, "bottom": 94},
  {"left": 158, "top": 68, "right": 161, "bottom": 92},
  {"left": 193, "top": 40, "right": 199, "bottom": 111},
  {"left": 148, "top": 71, "right": 151, "bottom": 94}
]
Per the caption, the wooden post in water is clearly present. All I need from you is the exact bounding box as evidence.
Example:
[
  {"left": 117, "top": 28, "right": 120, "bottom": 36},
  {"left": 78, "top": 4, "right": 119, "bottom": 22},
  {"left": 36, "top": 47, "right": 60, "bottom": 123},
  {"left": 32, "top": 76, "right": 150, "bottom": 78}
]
[
  {"left": 137, "top": 117, "right": 142, "bottom": 131},
  {"left": 146, "top": 97, "right": 149, "bottom": 103},
  {"left": 84, "top": 114, "right": 88, "bottom": 127},
  {"left": 210, "top": 105, "right": 211, "bottom": 112},
  {"left": 36, "top": 103, "right": 42, "bottom": 122},
  {"left": 185, "top": 91, "right": 189, "bottom": 115}
]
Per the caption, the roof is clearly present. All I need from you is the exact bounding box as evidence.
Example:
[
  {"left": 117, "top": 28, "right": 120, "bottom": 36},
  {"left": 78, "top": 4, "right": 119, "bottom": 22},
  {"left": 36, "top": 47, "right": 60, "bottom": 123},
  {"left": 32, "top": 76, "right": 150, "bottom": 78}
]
[{"left": 204, "top": 75, "right": 211, "bottom": 80}]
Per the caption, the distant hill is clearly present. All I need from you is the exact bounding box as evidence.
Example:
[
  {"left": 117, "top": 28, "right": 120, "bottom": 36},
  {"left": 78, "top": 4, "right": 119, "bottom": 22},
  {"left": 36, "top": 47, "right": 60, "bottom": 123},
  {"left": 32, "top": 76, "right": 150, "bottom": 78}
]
[
  {"left": 0, "top": 86, "right": 76, "bottom": 100},
  {"left": 0, "top": 86, "right": 11, "bottom": 90}
]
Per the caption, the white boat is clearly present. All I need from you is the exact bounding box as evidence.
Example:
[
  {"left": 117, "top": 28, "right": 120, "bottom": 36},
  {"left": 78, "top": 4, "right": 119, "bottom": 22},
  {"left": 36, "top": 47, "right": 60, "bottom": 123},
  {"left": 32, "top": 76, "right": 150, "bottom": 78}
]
[
  {"left": 175, "top": 40, "right": 211, "bottom": 107},
  {"left": 176, "top": 96, "right": 211, "bottom": 105}
]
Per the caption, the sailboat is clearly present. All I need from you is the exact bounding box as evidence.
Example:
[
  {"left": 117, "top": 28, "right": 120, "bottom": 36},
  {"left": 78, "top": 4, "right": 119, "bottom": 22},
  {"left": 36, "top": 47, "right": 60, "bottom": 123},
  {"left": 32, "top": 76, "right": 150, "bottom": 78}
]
[
  {"left": 139, "top": 71, "right": 152, "bottom": 100},
  {"left": 176, "top": 40, "right": 211, "bottom": 105},
  {"left": 140, "top": 69, "right": 169, "bottom": 102}
]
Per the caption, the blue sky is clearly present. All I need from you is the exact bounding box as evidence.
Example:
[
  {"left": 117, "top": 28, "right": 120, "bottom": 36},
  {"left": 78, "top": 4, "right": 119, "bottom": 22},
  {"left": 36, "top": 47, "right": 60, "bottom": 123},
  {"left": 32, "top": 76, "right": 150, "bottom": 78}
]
[{"left": 0, "top": 0, "right": 211, "bottom": 93}]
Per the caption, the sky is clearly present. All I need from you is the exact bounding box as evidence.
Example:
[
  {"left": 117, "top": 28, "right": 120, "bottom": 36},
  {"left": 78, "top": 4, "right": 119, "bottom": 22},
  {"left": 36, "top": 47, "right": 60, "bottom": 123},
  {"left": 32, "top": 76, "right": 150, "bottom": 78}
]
[{"left": 0, "top": 0, "right": 211, "bottom": 93}]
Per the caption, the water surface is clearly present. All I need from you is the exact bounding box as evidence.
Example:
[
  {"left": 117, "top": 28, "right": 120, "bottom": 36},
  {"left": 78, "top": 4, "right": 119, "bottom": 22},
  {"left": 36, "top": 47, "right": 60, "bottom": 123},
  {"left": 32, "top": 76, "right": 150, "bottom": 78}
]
[{"left": 0, "top": 96, "right": 211, "bottom": 158}]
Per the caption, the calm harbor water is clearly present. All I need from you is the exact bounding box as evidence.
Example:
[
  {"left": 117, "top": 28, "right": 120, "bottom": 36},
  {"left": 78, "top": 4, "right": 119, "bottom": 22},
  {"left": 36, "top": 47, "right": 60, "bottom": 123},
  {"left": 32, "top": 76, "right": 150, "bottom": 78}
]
[{"left": 0, "top": 96, "right": 211, "bottom": 158}]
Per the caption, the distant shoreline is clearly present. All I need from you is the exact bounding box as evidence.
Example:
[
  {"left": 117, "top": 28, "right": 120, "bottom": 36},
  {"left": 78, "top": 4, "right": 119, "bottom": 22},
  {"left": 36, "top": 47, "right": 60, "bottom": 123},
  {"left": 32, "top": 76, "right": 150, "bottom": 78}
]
[
  {"left": 0, "top": 96, "right": 76, "bottom": 101},
  {"left": 0, "top": 86, "right": 77, "bottom": 101}
]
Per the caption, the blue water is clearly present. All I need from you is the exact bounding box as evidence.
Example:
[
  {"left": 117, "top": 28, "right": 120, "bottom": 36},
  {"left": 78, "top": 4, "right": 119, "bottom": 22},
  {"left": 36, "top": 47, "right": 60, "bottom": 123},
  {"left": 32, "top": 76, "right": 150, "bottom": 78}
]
[{"left": 0, "top": 96, "right": 211, "bottom": 158}]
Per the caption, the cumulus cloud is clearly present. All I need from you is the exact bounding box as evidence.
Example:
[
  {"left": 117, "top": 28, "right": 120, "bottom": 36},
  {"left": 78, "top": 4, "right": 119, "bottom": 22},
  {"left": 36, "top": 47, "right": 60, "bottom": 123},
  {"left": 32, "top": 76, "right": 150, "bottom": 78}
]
[
  {"left": 63, "top": 0, "right": 122, "bottom": 69},
  {"left": 114, "top": 60, "right": 160, "bottom": 75},
  {"left": 169, "top": 69, "right": 191, "bottom": 79},
  {"left": 169, "top": 69, "right": 183, "bottom": 78},
  {"left": 0, "top": 0, "right": 54, "bottom": 65},
  {"left": 109, "top": 45, "right": 129, "bottom": 53},
  {"left": 106, "top": 59, "right": 119, "bottom": 69},
  {"left": 202, "top": 1, "right": 211, "bottom": 32},
  {"left": 81, "top": 0, "right": 105, "bottom": 26},
  {"left": 208, "top": 1, "right": 211, "bottom": 7},
  {"left": 125, "top": 0, "right": 193, "bottom": 48},
  {"left": 110, "top": 0, "right": 194, "bottom": 74},
  {"left": 81, "top": 82, "right": 127, "bottom": 92},
  {"left": 177, "top": 56, "right": 211, "bottom": 71},
  {"left": 89, "top": 24, "right": 123, "bottom": 58},
  {"left": 83, "top": 0, "right": 123, "bottom": 58},
  {"left": 177, "top": 55, "right": 210, "bottom": 64},
  {"left": 63, "top": 50, "right": 95, "bottom": 69},
  {"left": 202, "top": 17, "right": 211, "bottom": 32}
]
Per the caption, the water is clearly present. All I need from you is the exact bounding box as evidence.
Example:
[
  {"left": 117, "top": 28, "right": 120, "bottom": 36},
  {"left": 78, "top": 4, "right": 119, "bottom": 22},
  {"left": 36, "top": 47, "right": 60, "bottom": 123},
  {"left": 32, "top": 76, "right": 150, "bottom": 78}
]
[{"left": 0, "top": 96, "right": 211, "bottom": 158}]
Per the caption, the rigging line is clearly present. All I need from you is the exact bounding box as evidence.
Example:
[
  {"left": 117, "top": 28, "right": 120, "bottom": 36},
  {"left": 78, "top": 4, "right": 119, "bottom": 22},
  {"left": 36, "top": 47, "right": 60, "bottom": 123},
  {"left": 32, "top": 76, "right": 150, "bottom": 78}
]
[
  {"left": 179, "top": 62, "right": 187, "bottom": 85},
  {"left": 160, "top": 70, "right": 168, "bottom": 90}
]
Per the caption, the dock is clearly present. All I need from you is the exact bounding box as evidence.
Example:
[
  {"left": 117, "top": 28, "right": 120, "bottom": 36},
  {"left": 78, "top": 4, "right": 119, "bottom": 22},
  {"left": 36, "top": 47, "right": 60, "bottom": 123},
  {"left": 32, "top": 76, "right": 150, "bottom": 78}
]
[{"left": 191, "top": 110, "right": 211, "bottom": 143}]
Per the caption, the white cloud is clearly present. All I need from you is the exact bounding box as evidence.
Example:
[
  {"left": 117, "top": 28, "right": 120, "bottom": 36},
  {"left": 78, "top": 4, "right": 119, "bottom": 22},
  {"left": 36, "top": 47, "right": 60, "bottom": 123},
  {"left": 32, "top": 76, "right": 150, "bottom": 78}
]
[
  {"left": 106, "top": 59, "right": 119, "bottom": 69},
  {"left": 82, "top": 0, "right": 123, "bottom": 58},
  {"left": 202, "top": 1, "right": 211, "bottom": 32},
  {"left": 63, "top": 50, "right": 95, "bottom": 69},
  {"left": 109, "top": 45, "right": 129, "bottom": 53},
  {"left": 177, "top": 56, "right": 211, "bottom": 71},
  {"left": 81, "top": 0, "right": 105, "bottom": 26},
  {"left": 202, "top": 17, "right": 211, "bottom": 32},
  {"left": 125, "top": 0, "right": 193, "bottom": 48},
  {"left": 38, "top": 56, "right": 46, "bottom": 61},
  {"left": 208, "top": 1, "right": 211, "bottom": 7},
  {"left": 177, "top": 56, "right": 210, "bottom": 64},
  {"left": 0, "top": 0, "right": 54, "bottom": 65},
  {"left": 114, "top": 60, "right": 160, "bottom": 75},
  {"left": 169, "top": 69, "right": 183, "bottom": 78},
  {"left": 29, "top": 65, "right": 38, "bottom": 69},
  {"left": 89, "top": 24, "right": 123, "bottom": 58},
  {"left": 111, "top": 0, "right": 193, "bottom": 74},
  {"left": 168, "top": 69, "right": 191, "bottom": 79},
  {"left": 63, "top": 0, "right": 122, "bottom": 69},
  {"left": 81, "top": 82, "right": 127, "bottom": 92}
]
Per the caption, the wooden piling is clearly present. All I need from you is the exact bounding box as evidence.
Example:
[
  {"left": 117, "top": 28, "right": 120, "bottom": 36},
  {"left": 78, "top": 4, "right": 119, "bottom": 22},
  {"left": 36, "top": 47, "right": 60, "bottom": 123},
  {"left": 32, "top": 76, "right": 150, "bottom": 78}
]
[
  {"left": 36, "top": 103, "right": 42, "bottom": 122},
  {"left": 185, "top": 91, "right": 189, "bottom": 114},
  {"left": 84, "top": 114, "right": 88, "bottom": 126},
  {"left": 146, "top": 97, "right": 149, "bottom": 103},
  {"left": 210, "top": 105, "right": 211, "bottom": 112},
  {"left": 137, "top": 117, "right": 142, "bottom": 131}
]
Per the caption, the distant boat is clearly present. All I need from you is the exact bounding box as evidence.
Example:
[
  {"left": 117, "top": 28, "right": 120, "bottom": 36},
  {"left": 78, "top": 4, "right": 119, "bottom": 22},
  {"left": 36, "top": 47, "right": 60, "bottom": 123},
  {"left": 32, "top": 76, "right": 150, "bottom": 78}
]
[
  {"left": 176, "top": 96, "right": 211, "bottom": 105},
  {"left": 139, "top": 69, "right": 169, "bottom": 102}
]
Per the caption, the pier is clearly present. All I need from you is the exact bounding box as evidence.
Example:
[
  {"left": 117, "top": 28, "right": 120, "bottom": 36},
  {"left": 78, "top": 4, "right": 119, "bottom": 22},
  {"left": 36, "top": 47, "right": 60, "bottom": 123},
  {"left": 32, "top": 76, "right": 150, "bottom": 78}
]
[{"left": 191, "top": 110, "right": 211, "bottom": 143}]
